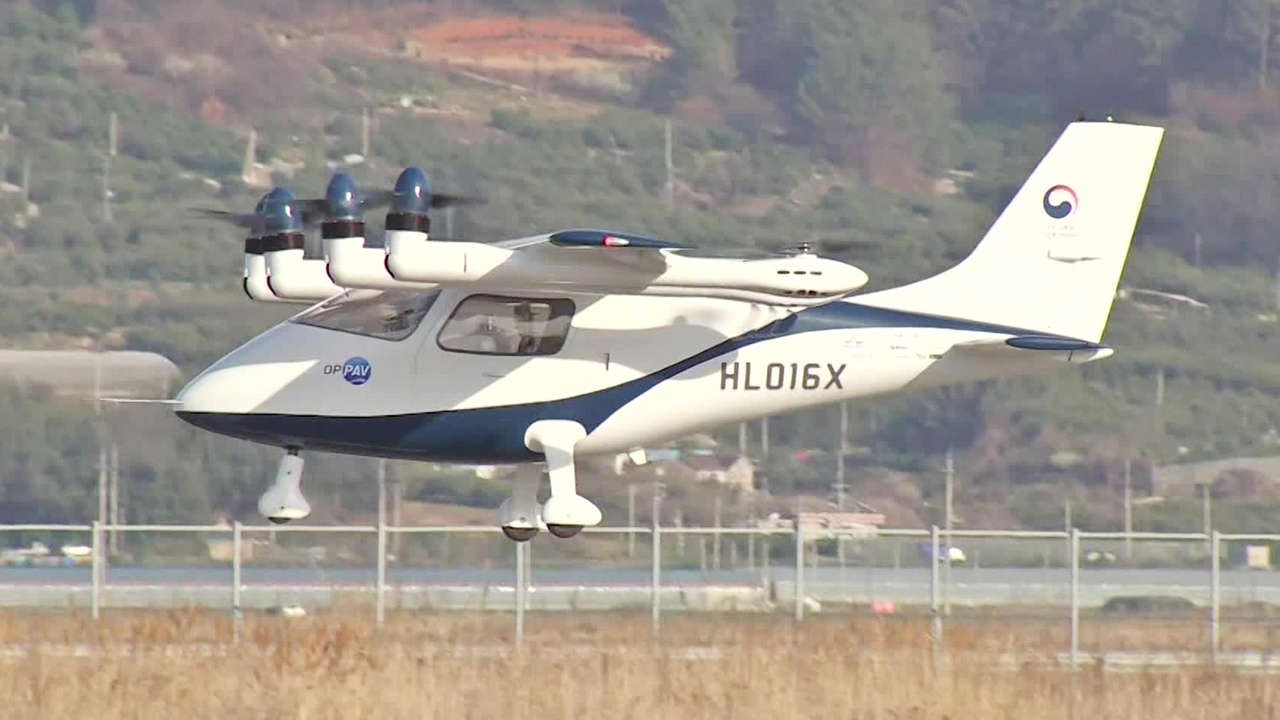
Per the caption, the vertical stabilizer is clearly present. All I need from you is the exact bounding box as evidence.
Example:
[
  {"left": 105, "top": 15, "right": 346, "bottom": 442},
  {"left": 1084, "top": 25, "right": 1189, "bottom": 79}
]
[{"left": 857, "top": 121, "right": 1164, "bottom": 342}]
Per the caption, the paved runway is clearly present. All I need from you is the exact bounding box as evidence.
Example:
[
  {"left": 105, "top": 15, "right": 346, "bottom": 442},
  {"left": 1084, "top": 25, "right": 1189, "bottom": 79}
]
[{"left": 2, "top": 565, "right": 1278, "bottom": 611}]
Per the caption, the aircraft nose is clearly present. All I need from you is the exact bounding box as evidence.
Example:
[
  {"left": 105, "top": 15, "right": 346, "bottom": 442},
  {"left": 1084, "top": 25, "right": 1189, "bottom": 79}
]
[{"left": 175, "top": 357, "right": 315, "bottom": 415}]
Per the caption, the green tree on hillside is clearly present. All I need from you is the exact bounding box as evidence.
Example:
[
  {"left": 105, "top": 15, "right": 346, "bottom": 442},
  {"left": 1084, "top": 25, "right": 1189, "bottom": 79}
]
[{"left": 794, "top": 0, "right": 951, "bottom": 179}]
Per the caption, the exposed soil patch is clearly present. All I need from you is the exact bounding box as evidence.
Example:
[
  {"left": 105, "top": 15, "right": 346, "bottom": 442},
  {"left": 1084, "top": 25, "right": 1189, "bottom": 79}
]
[{"left": 398, "top": 15, "right": 670, "bottom": 78}]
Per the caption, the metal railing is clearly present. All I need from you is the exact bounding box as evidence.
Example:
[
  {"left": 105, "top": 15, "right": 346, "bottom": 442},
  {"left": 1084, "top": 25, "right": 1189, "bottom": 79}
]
[{"left": 3, "top": 521, "right": 1279, "bottom": 666}]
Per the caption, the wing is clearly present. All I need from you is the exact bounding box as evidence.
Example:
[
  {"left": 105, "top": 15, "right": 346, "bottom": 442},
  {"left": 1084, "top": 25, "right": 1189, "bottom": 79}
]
[
  {"left": 262, "top": 227, "right": 870, "bottom": 308},
  {"left": 382, "top": 228, "right": 871, "bottom": 307}
]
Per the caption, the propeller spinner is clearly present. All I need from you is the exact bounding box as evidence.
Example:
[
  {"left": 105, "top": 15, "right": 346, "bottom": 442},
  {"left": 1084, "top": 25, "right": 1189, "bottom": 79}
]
[
  {"left": 321, "top": 172, "right": 365, "bottom": 240},
  {"left": 193, "top": 167, "right": 484, "bottom": 232}
]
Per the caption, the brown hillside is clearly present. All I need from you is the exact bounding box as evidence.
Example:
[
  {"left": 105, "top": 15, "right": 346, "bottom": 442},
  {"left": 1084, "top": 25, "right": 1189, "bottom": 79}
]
[
  {"left": 85, "top": 2, "right": 668, "bottom": 126},
  {"left": 398, "top": 16, "right": 670, "bottom": 77}
]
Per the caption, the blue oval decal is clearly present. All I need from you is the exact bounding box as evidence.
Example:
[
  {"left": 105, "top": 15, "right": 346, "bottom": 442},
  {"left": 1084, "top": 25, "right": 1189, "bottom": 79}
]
[{"left": 342, "top": 357, "right": 371, "bottom": 385}]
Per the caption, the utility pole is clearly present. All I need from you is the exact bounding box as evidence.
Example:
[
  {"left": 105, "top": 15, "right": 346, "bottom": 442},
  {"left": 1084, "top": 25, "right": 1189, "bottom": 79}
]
[
  {"left": 361, "top": 107, "right": 371, "bottom": 158},
  {"left": 102, "top": 153, "right": 112, "bottom": 224},
  {"left": 377, "top": 458, "right": 387, "bottom": 528},
  {"left": 103, "top": 112, "right": 116, "bottom": 224},
  {"left": 1275, "top": 252, "right": 1280, "bottom": 313},
  {"left": 1123, "top": 456, "right": 1133, "bottom": 559},
  {"left": 1202, "top": 483, "right": 1212, "bottom": 545},
  {"left": 97, "top": 441, "right": 107, "bottom": 543},
  {"left": 628, "top": 483, "right": 637, "bottom": 557},
  {"left": 664, "top": 117, "right": 673, "bottom": 209},
  {"left": 738, "top": 422, "right": 748, "bottom": 456},
  {"left": 760, "top": 416, "right": 770, "bottom": 495},
  {"left": 1262, "top": 1, "right": 1273, "bottom": 93},
  {"left": 1155, "top": 366, "right": 1165, "bottom": 406},
  {"left": 712, "top": 495, "right": 722, "bottom": 571},
  {"left": 109, "top": 442, "right": 119, "bottom": 555},
  {"left": 241, "top": 128, "right": 257, "bottom": 185},
  {"left": 836, "top": 402, "right": 848, "bottom": 510},
  {"left": 94, "top": 346, "right": 107, "bottom": 545},
  {"left": 943, "top": 448, "right": 954, "bottom": 615},
  {"left": 390, "top": 475, "right": 403, "bottom": 557},
  {"left": 674, "top": 508, "right": 685, "bottom": 556},
  {"left": 20, "top": 155, "right": 30, "bottom": 207},
  {"left": 652, "top": 479, "right": 663, "bottom": 634}
]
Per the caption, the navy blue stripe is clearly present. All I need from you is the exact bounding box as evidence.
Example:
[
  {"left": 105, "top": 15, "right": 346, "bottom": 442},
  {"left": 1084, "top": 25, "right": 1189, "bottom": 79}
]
[{"left": 177, "top": 301, "right": 1080, "bottom": 461}]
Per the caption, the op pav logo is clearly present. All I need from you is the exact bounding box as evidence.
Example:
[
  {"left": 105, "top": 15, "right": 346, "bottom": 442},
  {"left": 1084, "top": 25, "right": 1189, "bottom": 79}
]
[{"left": 323, "top": 357, "right": 372, "bottom": 385}]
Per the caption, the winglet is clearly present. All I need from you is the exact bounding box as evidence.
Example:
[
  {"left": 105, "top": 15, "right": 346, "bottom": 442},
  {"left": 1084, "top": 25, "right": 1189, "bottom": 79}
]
[{"left": 548, "top": 229, "right": 690, "bottom": 249}]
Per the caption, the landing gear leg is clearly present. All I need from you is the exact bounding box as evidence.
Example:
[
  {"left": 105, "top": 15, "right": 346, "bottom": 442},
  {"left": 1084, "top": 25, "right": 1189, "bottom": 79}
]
[
  {"left": 525, "top": 420, "right": 602, "bottom": 540},
  {"left": 497, "top": 465, "right": 543, "bottom": 542},
  {"left": 258, "top": 448, "right": 311, "bottom": 524}
]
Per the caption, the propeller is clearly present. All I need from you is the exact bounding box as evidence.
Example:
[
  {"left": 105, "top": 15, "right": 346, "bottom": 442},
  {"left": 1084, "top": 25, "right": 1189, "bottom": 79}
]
[
  {"left": 192, "top": 167, "right": 484, "bottom": 231},
  {"left": 382, "top": 167, "right": 485, "bottom": 215}
]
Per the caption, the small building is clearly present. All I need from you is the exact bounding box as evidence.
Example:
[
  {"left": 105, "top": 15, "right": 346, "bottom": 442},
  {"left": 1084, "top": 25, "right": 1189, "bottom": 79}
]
[
  {"left": 754, "top": 511, "right": 887, "bottom": 539},
  {"left": 676, "top": 454, "right": 756, "bottom": 493},
  {"left": 1152, "top": 455, "right": 1280, "bottom": 496}
]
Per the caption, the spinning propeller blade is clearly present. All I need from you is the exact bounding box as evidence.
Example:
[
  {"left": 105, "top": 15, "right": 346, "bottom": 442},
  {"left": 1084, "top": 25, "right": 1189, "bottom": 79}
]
[{"left": 190, "top": 208, "right": 263, "bottom": 231}]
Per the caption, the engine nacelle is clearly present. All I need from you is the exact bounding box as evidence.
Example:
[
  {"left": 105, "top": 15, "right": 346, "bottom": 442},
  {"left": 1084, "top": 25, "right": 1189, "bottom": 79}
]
[
  {"left": 243, "top": 193, "right": 287, "bottom": 303},
  {"left": 260, "top": 187, "right": 343, "bottom": 302},
  {"left": 367, "top": 167, "right": 444, "bottom": 291},
  {"left": 323, "top": 170, "right": 438, "bottom": 291}
]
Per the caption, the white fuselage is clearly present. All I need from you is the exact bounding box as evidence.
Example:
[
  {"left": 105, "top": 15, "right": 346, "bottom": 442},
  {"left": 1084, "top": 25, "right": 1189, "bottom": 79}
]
[{"left": 175, "top": 285, "right": 1068, "bottom": 463}]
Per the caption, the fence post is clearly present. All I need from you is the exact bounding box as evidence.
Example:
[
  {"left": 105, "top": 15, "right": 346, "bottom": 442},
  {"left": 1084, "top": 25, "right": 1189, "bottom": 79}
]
[
  {"left": 930, "top": 524, "right": 941, "bottom": 661},
  {"left": 91, "top": 520, "right": 101, "bottom": 621},
  {"left": 376, "top": 513, "right": 387, "bottom": 627},
  {"left": 232, "top": 521, "right": 242, "bottom": 643},
  {"left": 377, "top": 459, "right": 387, "bottom": 627},
  {"left": 514, "top": 541, "right": 526, "bottom": 649},
  {"left": 794, "top": 518, "right": 805, "bottom": 622},
  {"left": 1070, "top": 528, "right": 1080, "bottom": 670},
  {"left": 651, "top": 522, "right": 661, "bottom": 642},
  {"left": 1210, "top": 530, "right": 1220, "bottom": 664}
]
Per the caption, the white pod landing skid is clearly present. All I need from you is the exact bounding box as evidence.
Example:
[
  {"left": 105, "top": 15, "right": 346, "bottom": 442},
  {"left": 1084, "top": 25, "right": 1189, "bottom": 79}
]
[{"left": 258, "top": 450, "right": 310, "bottom": 524}]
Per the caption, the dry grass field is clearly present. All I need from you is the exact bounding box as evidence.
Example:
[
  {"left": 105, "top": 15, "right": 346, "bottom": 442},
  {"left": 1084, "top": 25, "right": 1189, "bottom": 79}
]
[{"left": 0, "top": 610, "right": 1277, "bottom": 719}]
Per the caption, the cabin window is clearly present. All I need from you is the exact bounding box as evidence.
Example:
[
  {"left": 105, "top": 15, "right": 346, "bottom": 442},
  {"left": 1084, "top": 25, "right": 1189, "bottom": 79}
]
[
  {"left": 292, "top": 289, "right": 440, "bottom": 341},
  {"left": 437, "top": 294, "right": 575, "bottom": 355}
]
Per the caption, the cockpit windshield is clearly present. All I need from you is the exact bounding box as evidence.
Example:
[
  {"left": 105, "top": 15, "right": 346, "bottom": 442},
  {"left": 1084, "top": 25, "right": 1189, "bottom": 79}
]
[{"left": 292, "top": 289, "right": 440, "bottom": 341}]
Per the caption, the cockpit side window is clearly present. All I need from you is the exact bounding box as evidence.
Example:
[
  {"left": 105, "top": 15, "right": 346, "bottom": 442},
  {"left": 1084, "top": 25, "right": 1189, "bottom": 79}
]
[
  {"left": 437, "top": 294, "right": 575, "bottom": 355},
  {"left": 292, "top": 289, "right": 441, "bottom": 341}
]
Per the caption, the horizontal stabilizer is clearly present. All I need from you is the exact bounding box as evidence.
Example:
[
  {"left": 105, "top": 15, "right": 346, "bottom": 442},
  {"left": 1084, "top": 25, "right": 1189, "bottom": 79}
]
[
  {"left": 1003, "top": 335, "right": 1108, "bottom": 352},
  {"left": 952, "top": 336, "right": 1114, "bottom": 363}
]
